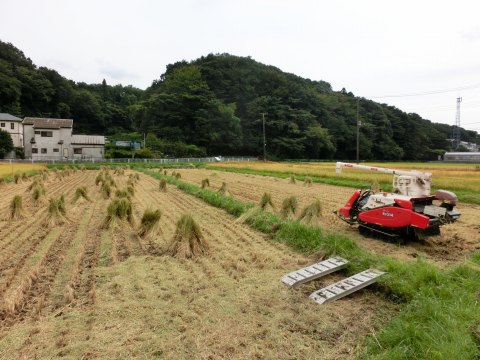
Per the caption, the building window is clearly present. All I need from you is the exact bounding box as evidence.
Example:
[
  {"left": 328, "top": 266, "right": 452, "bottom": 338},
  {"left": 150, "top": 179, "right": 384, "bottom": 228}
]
[
  {"left": 1, "top": 123, "right": 4, "bottom": 127},
  {"left": 74, "top": 148, "right": 82, "bottom": 155},
  {"left": 53, "top": 148, "right": 59, "bottom": 152},
  {"left": 10, "top": 123, "right": 14, "bottom": 130},
  {"left": 41, "top": 131, "right": 53, "bottom": 137},
  {"left": 35, "top": 131, "right": 41, "bottom": 135},
  {"left": 32, "top": 148, "right": 38, "bottom": 154},
  {"left": 41, "top": 148, "right": 47, "bottom": 154}
]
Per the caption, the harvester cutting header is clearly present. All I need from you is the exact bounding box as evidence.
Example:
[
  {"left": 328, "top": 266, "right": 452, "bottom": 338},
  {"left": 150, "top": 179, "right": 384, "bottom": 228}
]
[{"left": 335, "top": 162, "right": 460, "bottom": 240}]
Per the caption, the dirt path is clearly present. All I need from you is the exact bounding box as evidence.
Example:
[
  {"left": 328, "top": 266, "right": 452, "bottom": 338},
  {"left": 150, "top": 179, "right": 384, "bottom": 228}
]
[{"left": 178, "top": 169, "right": 480, "bottom": 264}]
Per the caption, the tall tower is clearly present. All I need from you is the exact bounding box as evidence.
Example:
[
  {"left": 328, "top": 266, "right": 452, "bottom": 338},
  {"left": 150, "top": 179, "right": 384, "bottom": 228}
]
[{"left": 453, "top": 97, "right": 462, "bottom": 150}]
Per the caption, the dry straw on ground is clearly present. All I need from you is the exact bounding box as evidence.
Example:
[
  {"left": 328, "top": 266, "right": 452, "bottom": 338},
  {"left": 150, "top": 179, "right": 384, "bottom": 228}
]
[
  {"left": 298, "top": 199, "right": 322, "bottom": 225},
  {"left": 31, "top": 184, "right": 46, "bottom": 206},
  {"left": 95, "top": 173, "right": 104, "bottom": 186},
  {"left": 259, "top": 192, "right": 275, "bottom": 211},
  {"left": 115, "top": 189, "right": 131, "bottom": 200},
  {"left": 103, "top": 198, "right": 134, "bottom": 228},
  {"left": 27, "top": 177, "right": 43, "bottom": 191},
  {"left": 137, "top": 208, "right": 162, "bottom": 238},
  {"left": 304, "top": 177, "right": 313, "bottom": 187},
  {"left": 167, "top": 214, "right": 208, "bottom": 259},
  {"left": 44, "top": 195, "right": 67, "bottom": 227},
  {"left": 280, "top": 196, "right": 298, "bottom": 219},
  {"left": 289, "top": 175, "right": 296, "bottom": 184},
  {"left": 159, "top": 179, "right": 167, "bottom": 192},
  {"left": 10, "top": 195, "right": 25, "bottom": 220},
  {"left": 101, "top": 182, "right": 112, "bottom": 199},
  {"left": 371, "top": 179, "right": 380, "bottom": 192},
  {"left": 201, "top": 178, "right": 210, "bottom": 189},
  {"left": 114, "top": 168, "right": 125, "bottom": 176},
  {"left": 72, "top": 186, "right": 91, "bottom": 204},
  {"left": 217, "top": 182, "right": 232, "bottom": 196}
]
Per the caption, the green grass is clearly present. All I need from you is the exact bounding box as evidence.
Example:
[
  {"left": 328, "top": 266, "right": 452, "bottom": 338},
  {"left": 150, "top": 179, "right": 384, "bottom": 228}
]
[{"left": 140, "top": 168, "right": 480, "bottom": 359}]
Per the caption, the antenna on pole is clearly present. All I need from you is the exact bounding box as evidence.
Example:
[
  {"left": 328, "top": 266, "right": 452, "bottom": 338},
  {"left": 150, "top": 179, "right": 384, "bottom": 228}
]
[{"left": 453, "top": 97, "right": 462, "bottom": 150}]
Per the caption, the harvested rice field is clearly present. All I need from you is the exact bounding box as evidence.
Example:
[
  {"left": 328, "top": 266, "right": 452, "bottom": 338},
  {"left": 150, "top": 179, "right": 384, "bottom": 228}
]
[
  {"left": 178, "top": 168, "right": 480, "bottom": 265},
  {"left": 0, "top": 168, "right": 395, "bottom": 359}
]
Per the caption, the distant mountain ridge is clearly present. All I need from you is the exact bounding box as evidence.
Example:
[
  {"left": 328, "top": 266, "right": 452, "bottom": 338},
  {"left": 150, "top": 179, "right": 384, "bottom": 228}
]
[{"left": 0, "top": 40, "right": 477, "bottom": 159}]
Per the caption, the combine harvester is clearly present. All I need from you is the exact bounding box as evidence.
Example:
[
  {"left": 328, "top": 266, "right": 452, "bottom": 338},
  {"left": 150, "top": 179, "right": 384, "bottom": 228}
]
[
  {"left": 281, "top": 162, "right": 461, "bottom": 304},
  {"left": 335, "top": 162, "right": 460, "bottom": 240}
]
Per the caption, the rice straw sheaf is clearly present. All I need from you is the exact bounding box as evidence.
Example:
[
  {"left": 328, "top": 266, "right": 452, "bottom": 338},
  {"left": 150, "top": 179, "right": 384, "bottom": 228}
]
[{"left": 167, "top": 214, "right": 208, "bottom": 259}]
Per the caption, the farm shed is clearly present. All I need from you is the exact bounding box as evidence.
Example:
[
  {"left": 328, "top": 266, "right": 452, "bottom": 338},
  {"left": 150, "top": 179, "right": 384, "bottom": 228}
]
[
  {"left": 444, "top": 152, "right": 480, "bottom": 163},
  {"left": 71, "top": 135, "right": 105, "bottom": 159}
]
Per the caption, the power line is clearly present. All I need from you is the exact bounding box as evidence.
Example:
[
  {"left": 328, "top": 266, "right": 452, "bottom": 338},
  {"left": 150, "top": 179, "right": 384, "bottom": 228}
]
[{"left": 367, "top": 83, "right": 480, "bottom": 99}]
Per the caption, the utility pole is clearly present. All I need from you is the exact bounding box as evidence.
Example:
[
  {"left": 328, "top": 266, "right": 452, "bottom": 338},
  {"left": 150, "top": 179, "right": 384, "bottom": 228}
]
[
  {"left": 143, "top": 132, "right": 146, "bottom": 149},
  {"left": 453, "top": 97, "right": 462, "bottom": 150},
  {"left": 261, "top": 113, "right": 267, "bottom": 162},
  {"left": 356, "top": 99, "right": 361, "bottom": 164}
]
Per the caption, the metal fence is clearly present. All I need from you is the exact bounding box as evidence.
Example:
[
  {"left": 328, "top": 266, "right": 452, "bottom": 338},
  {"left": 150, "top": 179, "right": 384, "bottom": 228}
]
[{"left": 0, "top": 156, "right": 258, "bottom": 165}]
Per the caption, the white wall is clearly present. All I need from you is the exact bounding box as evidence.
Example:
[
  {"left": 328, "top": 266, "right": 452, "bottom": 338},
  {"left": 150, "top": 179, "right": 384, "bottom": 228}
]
[{"left": 0, "top": 121, "right": 23, "bottom": 147}]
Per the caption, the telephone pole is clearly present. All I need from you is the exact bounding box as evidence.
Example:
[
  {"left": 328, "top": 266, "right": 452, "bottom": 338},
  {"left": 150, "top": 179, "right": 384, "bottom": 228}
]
[
  {"left": 261, "top": 113, "right": 267, "bottom": 162},
  {"left": 356, "top": 99, "right": 361, "bottom": 164},
  {"left": 453, "top": 97, "right": 462, "bottom": 150}
]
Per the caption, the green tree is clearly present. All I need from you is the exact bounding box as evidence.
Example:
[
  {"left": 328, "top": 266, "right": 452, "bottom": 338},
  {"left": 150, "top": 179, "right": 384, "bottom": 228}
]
[{"left": 0, "top": 129, "right": 13, "bottom": 158}]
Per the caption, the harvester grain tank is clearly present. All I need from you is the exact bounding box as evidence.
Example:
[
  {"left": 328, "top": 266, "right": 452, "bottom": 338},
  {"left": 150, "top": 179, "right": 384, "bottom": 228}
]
[{"left": 335, "top": 162, "right": 460, "bottom": 240}]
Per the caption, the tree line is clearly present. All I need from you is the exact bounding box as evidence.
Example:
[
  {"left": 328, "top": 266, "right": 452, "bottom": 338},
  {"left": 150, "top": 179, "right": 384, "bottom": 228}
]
[{"left": 0, "top": 40, "right": 478, "bottom": 159}]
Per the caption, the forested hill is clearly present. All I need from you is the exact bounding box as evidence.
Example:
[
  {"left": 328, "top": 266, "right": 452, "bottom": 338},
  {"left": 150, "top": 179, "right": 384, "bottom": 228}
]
[{"left": 1, "top": 40, "right": 478, "bottom": 159}]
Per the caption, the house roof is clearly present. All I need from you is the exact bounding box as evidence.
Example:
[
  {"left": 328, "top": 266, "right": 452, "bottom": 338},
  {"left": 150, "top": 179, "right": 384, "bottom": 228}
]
[
  {"left": 0, "top": 113, "right": 22, "bottom": 122},
  {"left": 71, "top": 135, "right": 105, "bottom": 145},
  {"left": 23, "top": 117, "right": 73, "bottom": 129}
]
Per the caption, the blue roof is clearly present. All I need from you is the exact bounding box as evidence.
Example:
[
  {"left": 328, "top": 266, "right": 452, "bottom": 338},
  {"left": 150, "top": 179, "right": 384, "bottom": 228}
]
[{"left": 0, "top": 113, "right": 22, "bottom": 122}]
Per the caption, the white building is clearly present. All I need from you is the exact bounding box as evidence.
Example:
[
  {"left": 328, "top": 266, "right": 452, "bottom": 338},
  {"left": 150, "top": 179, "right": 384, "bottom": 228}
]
[
  {"left": 0, "top": 113, "right": 23, "bottom": 147},
  {"left": 23, "top": 117, "right": 104, "bottom": 160},
  {"left": 444, "top": 152, "right": 480, "bottom": 163}
]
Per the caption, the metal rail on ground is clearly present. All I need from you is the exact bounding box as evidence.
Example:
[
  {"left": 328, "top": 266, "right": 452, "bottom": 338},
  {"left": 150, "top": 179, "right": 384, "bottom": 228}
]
[
  {"left": 281, "top": 256, "right": 349, "bottom": 287},
  {"left": 309, "top": 269, "right": 386, "bottom": 305}
]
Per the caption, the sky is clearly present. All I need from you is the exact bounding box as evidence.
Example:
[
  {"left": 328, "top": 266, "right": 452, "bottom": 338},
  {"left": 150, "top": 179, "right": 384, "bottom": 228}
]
[{"left": 1, "top": 0, "right": 480, "bottom": 133}]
